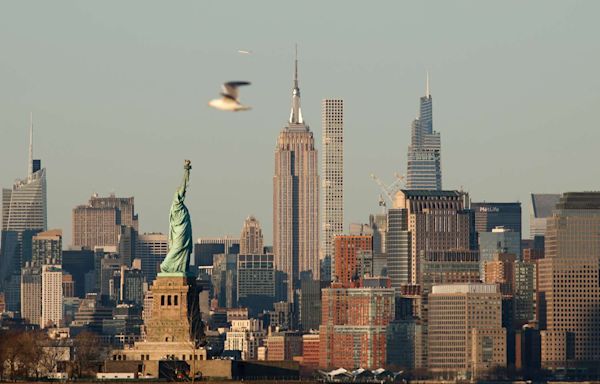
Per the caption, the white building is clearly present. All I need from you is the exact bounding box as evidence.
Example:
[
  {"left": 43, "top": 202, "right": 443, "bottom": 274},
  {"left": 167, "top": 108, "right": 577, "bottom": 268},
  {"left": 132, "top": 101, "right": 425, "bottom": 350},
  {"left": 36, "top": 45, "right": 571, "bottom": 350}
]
[
  {"left": 224, "top": 319, "right": 265, "bottom": 360},
  {"left": 41, "top": 265, "right": 63, "bottom": 328}
]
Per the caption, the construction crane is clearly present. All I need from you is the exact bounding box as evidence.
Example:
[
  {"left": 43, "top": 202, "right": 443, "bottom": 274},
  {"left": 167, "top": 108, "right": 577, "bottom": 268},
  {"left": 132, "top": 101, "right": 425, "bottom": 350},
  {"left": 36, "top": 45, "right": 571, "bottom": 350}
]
[{"left": 370, "top": 173, "right": 405, "bottom": 208}]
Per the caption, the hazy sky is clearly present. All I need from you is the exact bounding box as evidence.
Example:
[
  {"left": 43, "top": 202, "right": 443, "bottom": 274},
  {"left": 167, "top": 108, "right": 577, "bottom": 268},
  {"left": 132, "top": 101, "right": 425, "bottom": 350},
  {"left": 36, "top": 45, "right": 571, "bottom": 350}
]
[{"left": 1, "top": 1, "right": 599, "bottom": 245}]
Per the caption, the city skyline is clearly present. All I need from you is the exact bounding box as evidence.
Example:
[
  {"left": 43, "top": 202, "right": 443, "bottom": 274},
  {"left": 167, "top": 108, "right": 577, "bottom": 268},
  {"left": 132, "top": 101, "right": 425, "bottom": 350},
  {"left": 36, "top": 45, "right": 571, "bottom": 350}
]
[{"left": 1, "top": 2, "right": 600, "bottom": 246}]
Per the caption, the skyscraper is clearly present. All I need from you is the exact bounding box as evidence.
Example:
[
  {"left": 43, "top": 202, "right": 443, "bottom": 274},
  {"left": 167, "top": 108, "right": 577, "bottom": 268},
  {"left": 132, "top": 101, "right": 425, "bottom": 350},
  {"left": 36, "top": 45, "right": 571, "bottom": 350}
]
[
  {"left": 530, "top": 193, "right": 560, "bottom": 238},
  {"left": 41, "top": 264, "right": 63, "bottom": 328},
  {"left": 393, "top": 190, "right": 472, "bottom": 285},
  {"left": 239, "top": 216, "right": 264, "bottom": 255},
  {"left": 1, "top": 115, "right": 47, "bottom": 311},
  {"left": 72, "top": 193, "right": 139, "bottom": 249},
  {"left": 32, "top": 229, "right": 62, "bottom": 265},
  {"left": 135, "top": 233, "right": 168, "bottom": 285},
  {"left": 428, "top": 284, "right": 506, "bottom": 378},
  {"left": 273, "top": 49, "right": 320, "bottom": 301},
  {"left": 405, "top": 74, "right": 442, "bottom": 190},
  {"left": 21, "top": 264, "right": 42, "bottom": 325},
  {"left": 2, "top": 115, "right": 47, "bottom": 232},
  {"left": 319, "top": 285, "right": 395, "bottom": 369},
  {"left": 470, "top": 202, "right": 522, "bottom": 234},
  {"left": 321, "top": 99, "right": 344, "bottom": 282},
  {"left": 538, "top": 192, "right": 600, "bottom": 370},
  {"left": 333, "top": 235, "right": 372, "bottom": 286}
]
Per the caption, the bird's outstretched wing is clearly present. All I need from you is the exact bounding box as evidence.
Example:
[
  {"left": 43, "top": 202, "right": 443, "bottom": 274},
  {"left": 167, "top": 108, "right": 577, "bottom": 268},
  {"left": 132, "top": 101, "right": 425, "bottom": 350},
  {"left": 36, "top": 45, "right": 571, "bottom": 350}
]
[{"left": 221, "top": 81, "right": 251, "bottom": 100}]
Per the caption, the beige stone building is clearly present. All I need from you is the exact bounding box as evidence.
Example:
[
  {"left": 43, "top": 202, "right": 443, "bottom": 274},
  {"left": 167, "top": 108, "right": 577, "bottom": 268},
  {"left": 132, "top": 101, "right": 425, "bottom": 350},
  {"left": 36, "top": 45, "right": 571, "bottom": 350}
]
[
  {"left": 273, "top": 53, "right": 319, "bottom": 302},
  {"left": 72, "top": 194, "right": 138, "bottom": 249},
  {"left": 239, "top": 216, "right": 264, "bottom": 255},
  {"left": 538, "top": 192, "right": 600, "bottom": 369},
  {"left": 428, "top": 284, "right": 506, "bottom": 379}
]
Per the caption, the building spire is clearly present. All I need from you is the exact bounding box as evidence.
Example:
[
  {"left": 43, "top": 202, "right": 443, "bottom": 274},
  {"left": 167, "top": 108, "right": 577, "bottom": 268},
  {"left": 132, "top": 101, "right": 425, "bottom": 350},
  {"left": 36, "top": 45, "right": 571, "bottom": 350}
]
[
  {"left": 289, "top": 44, "right": 304, "bottom": 125},
  {"left": 28, "top": 112, "right": 33, "bottom": 181},
  {"left": 426, "top": 71, "right": 430, "bottom": 98}
]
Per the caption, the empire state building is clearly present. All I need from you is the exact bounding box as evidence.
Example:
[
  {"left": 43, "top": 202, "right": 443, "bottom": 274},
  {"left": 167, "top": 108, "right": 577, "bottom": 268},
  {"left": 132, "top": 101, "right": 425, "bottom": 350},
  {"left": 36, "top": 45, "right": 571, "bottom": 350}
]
[{"left": 273, "top": 51, "right": 320, "bottom": 302}]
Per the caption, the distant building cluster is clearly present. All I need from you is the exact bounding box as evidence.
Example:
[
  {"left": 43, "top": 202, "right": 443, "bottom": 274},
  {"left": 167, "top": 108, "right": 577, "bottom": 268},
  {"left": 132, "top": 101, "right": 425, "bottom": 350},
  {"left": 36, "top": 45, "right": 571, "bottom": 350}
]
[{"left": 1, "top": 56, "right": 598, "bottom": 381}]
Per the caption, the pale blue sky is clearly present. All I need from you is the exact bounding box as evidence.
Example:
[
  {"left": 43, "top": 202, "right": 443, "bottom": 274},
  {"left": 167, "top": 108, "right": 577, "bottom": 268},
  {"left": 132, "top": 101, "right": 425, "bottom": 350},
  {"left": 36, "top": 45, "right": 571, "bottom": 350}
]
[{"left": 1, "top": 1, "right": 599, "bottom": 245}]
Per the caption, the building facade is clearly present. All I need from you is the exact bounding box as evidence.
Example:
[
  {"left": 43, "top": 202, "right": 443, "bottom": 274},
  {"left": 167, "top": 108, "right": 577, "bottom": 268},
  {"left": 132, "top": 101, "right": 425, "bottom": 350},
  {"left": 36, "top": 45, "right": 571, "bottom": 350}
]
[
  {"left": 136, "top": 233, "right": 168, "bottom": 284},
  {"left": 319, "top": 285, "right": 395, "bottom": 369},
  {"left": 239, "top": 216, "right": 264, "bottom": 255},
  {"left": 393, "top": 190, "right": 472, "bottom": 285},
  {"left": 41, "top": 265, "right": 63, "bottom": 328},
  {"left": 333, "top": 235, "right": 373, "bottom": 286},
  {"left": 538, "top": 192, "right": 600, "bottom": 369},
  {"left": 321, "top": 99, "right": 344, "bottom": 282},
  {"left": 406, "top": 75, "right": 441, "bottom": 190},
  {"left": 530, "top": 193, "right": 561, "bottom": 238},
  {"left": 273, "top": 53, "right": 319, "bottom": 302},
  {"left": 428, "top": 284, "right": 506, "bottom": 379},
  {"left": 32, "top": 229, "right": 62, "bottom": 265},
  {"left": 72, "top": 194, "right": 138, "bottom": 249},
  {"left": 470, "top": 202, "right": 522, "bottom": 234},
  {"left": 237, "top": 254, "right": 275, "bottom": 315}
]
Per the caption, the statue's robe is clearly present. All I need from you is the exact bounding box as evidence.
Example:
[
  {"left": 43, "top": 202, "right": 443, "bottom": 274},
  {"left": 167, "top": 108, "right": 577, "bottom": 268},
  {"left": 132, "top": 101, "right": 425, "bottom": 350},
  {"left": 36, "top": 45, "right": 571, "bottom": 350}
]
[{"left": 160, "top": 169, "right": 192, "bottom": 273}]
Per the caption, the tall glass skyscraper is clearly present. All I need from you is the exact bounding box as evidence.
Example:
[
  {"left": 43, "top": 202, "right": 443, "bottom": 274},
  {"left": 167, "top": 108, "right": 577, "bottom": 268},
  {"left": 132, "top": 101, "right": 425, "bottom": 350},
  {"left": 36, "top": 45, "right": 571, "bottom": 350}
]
[
  {"left": 406, "top": 74, "right": 442, "bottom": 190},
  {"left": 1, "top": 115, "right": 47, "bottom": 311},
  {"left": 273, "top": 49, "right": 320, "bottom": 302}
]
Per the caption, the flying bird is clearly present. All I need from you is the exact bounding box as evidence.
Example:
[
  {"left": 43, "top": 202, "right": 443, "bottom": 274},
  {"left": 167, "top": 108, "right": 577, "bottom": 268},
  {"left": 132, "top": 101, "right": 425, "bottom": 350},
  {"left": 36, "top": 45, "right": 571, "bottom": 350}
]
[
  {"left": 238, "top": 50, "right": 252, "bottom": 55},
  {"left": 208, "top": 81, "right": 252, "bottom": 111}
]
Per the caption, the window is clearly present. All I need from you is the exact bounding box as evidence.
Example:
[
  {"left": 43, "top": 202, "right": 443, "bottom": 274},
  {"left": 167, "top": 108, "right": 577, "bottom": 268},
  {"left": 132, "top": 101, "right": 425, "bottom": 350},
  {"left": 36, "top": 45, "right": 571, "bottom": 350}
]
[
  {"left": 174, "top": 295, "right": 179, "bottom": 306},
  {"left": 168, "top": 295, "right": 172, "bottom": 306},
  {"left": 161, "top": 295, "right": 165, "bottom": 306}
]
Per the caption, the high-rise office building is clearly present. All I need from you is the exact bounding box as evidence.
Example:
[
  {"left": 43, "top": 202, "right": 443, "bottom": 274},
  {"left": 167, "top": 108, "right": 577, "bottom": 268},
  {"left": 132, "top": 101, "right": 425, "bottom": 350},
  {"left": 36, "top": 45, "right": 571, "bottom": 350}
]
[
  {"left": 194, "top": 236, "right": 240, "bottom": 267},
  {"left": 2, "top": 115, "right": 47, "bottom": 232},
  {"left": 428, "top": 284, "right": 506, "bottom": 378},
  {"left": 538, "top": 192, "right": 600, "bottom": 369},
  {"left": 386, "top": 209, "right": 411, "bottom": 289},
  {"left": 393, "top": 190, "right": 472, "bottom": 285},
  {"left": 237, "top": 254, "right": 275, "bottom": 315},
  {"left": 239, "top": 216, "right": 264, "bottom": 255},
  {"left": 299, "top": 274, "right": 321, "bottom": 332},
  {"left": 41, "top": 264, "right": 63, "bottom": 328},
  {"left": 20, "top": 264, "right": 42, "bottom": 325},
  {"left": 479, "top": 226, "right": 521, "bottom": 275},
  {"left": 135, "top": 233, "right": 168, "bottom": 284},
  {"left": 470, "top": 202, "right": 522, "bottom": 234},
  {"left": 72, "top": 194, "right": 139, "bottom": 249},
  {"left": 32, "top": 229, "right": 62, "bottom": 265},
  {"left": 1, "top": 116, "right": 47, "bottom": 310},
  {"left": 321, "top": 99, "right": 344, "bottom": 282},
  {"left": 333, "top": 235, "right": 372, "bottom": 286},
  {"left": 406, "top": 75, "right": 441, "bottom": 190},
  {"left": 530, "top": 193, "right": 560, "bottom": 238},
  {"left": 62, "top": 248, "right": 95, "bottom": 298},
  {"left": 273, "top": 50, "right": 319, "bottom": 302},
  {"left": 212, "top": 253, "right": 238, "bottom": 308}
]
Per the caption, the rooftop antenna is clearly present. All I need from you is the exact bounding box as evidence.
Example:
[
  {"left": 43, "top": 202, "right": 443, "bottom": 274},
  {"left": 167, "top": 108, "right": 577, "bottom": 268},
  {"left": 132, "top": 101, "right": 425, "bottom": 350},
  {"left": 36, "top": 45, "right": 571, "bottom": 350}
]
[{"left": 28, "top": 112, "right": 33, "bottom": 181}]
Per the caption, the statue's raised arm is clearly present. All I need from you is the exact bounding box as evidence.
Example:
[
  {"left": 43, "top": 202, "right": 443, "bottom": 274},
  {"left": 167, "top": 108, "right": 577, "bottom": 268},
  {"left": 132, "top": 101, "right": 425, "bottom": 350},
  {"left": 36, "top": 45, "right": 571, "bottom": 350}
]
[{"left": 160, "top": 160, "right": 193, "bottom": 274}]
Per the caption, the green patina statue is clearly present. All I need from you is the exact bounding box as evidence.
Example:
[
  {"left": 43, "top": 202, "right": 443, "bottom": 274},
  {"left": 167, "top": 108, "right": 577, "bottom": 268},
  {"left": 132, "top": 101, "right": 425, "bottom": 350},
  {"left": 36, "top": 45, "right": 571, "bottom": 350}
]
[{"left": 160, "top": 160, "right": 193, "bottom": 274}]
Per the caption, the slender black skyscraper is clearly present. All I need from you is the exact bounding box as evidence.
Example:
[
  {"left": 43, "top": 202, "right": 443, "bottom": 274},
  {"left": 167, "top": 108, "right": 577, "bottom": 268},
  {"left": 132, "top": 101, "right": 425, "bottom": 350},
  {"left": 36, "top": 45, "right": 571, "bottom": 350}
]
[{"left": 406, "top": 74, "right": 442, "bottom": 190}]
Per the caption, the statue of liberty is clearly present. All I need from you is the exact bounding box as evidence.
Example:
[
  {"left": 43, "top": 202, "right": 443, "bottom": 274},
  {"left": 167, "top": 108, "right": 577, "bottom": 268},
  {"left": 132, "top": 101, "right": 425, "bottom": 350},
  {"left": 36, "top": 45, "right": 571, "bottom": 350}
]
[{"left": 160, "top": 160, "right": 193, "bottom": 274}]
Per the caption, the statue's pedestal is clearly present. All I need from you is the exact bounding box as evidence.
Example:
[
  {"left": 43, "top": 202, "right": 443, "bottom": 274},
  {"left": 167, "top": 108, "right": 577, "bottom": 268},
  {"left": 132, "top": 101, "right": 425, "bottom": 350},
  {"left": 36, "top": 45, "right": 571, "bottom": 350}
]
[
  {"left": 110, "top": 274, "right": 205, "bottom": 378},
  {"left": 145, "top": 274, "right": 200, "bottom": 343}
]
